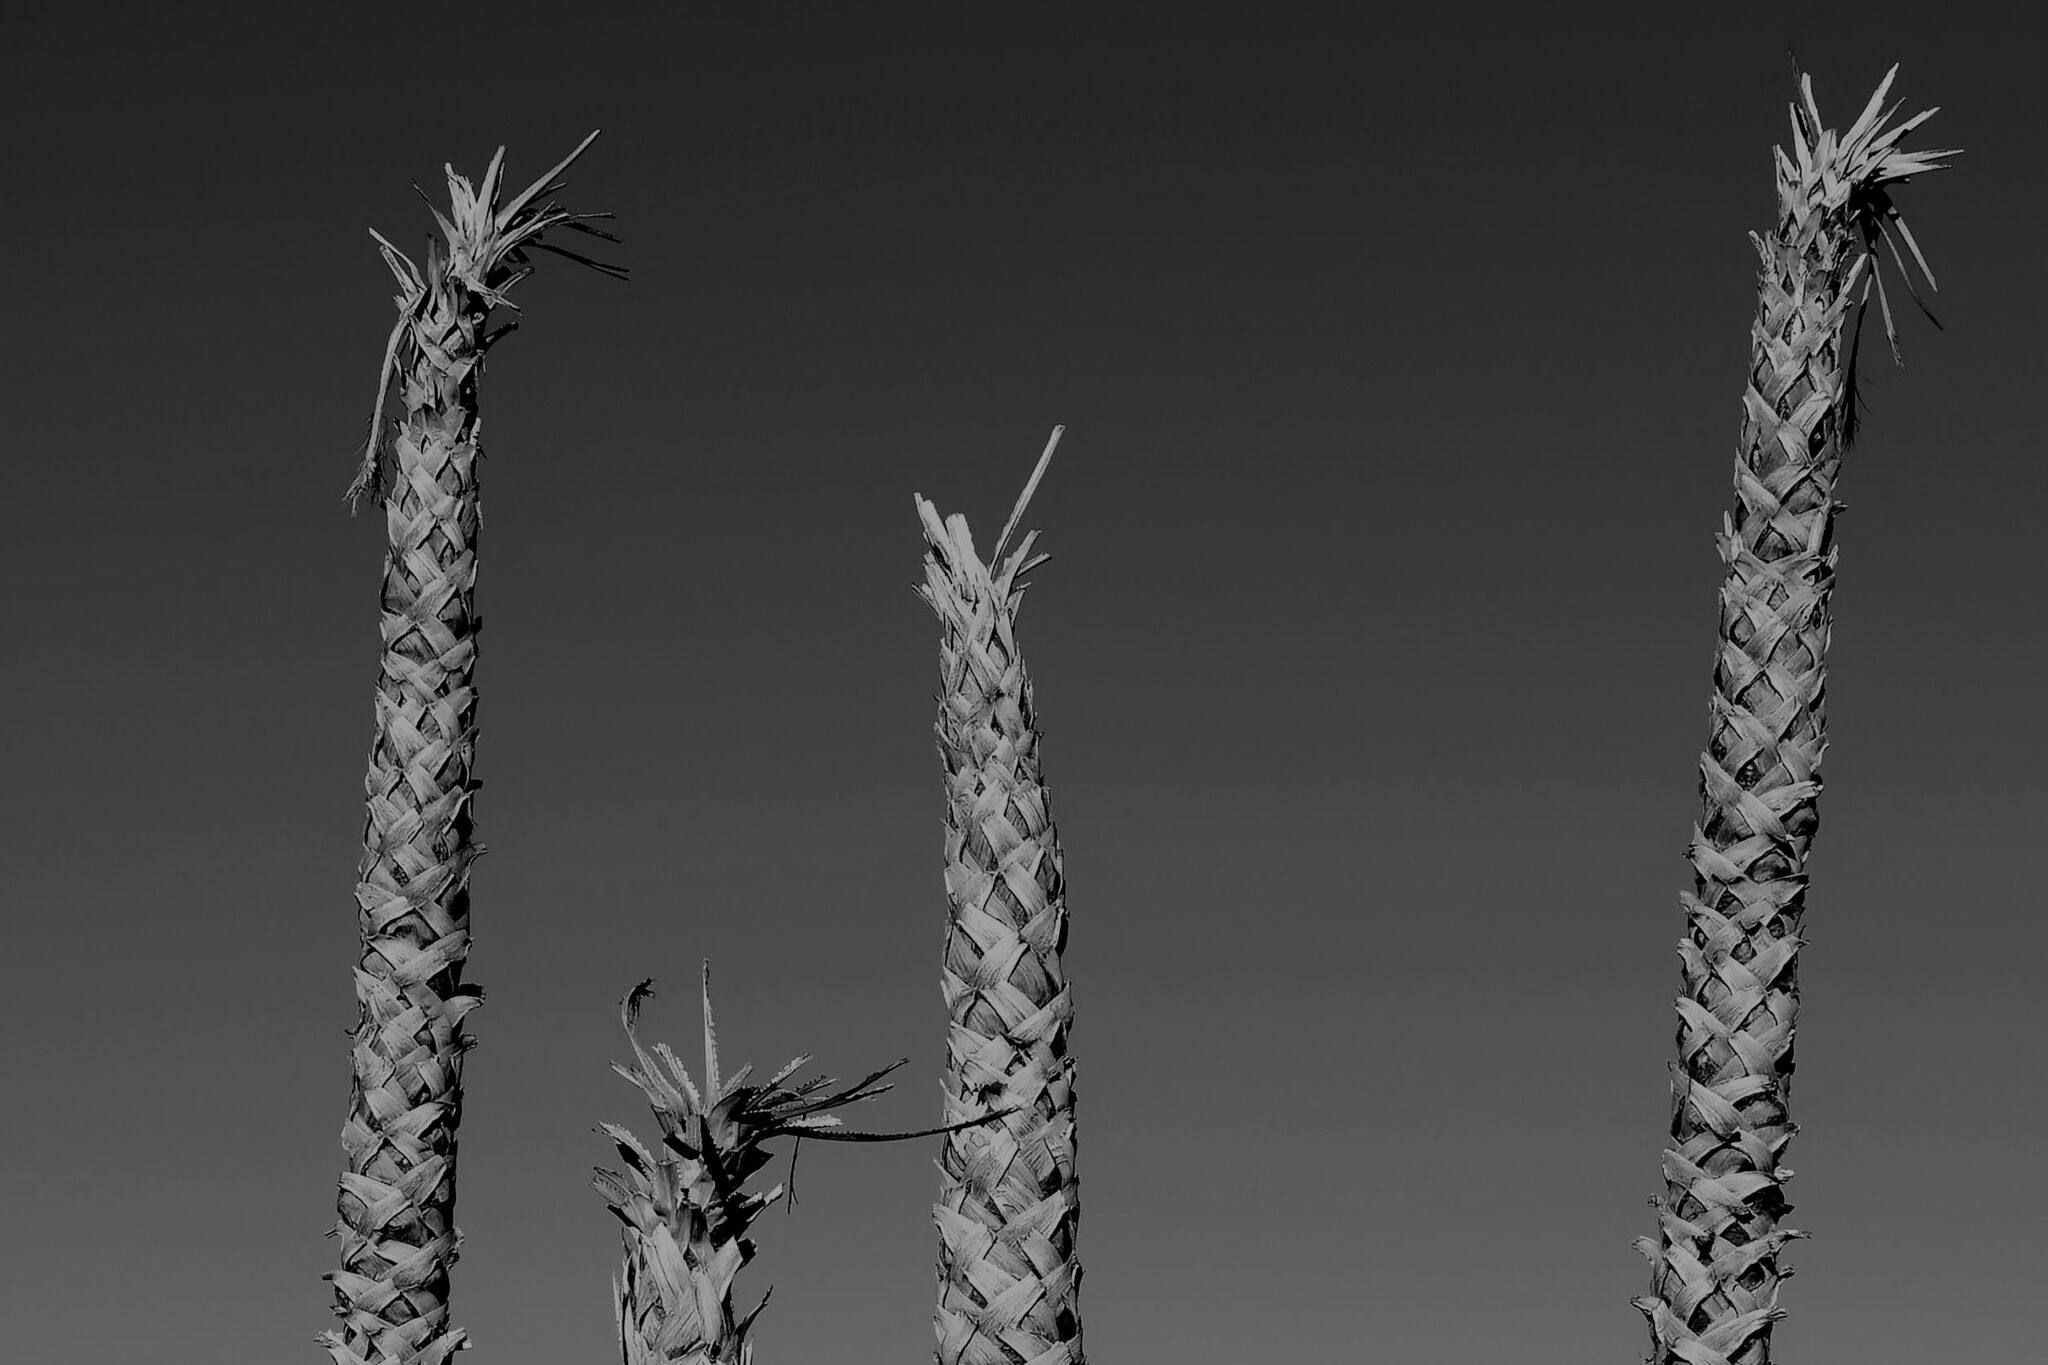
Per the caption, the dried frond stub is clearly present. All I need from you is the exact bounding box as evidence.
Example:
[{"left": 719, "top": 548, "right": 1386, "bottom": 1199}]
[
  {"left": 1774, "top": 61, "right": 1955, "bottom": 380},
  {"left": 596, "top": 966, "right": 1014, "bottom": 1365}
]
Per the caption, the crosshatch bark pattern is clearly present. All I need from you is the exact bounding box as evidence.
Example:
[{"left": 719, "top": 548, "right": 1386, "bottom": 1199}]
[
  {"left": 916, "top": 489, "right": 1083, "bottom": 1365},
  {"left": 1633, "top": 68, "right": 1948, "bottom": 1365},
  {"left": 328, "top": 259, "right": 490, "bottom": 1365},
  {"left": 324, "top": 136, "right": 619, "bottom": 1365}
]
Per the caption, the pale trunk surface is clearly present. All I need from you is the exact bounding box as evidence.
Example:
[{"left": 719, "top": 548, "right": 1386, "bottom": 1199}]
[{"left": 918, "top": 486, "right": 1083, "bottom": 1365}]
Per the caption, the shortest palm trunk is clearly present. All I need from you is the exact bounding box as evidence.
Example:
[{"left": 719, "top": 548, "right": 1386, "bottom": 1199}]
[
  {"left": 915, "top": 429, "right": 1083, "bottom": 1365},
  {"left": 596, "top": 968, "right": 1013, "bottom": 1365}
]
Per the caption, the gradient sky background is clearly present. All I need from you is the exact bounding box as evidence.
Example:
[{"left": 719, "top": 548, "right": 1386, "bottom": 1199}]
[{"left": 6, "top": 5, "right": 2043, "bottom": 1363}]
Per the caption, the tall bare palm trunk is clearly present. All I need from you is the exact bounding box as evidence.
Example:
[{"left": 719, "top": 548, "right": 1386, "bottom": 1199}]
[
  {"left": 916, "top": 429, "right": 1083, "bottom": 1365},
  {"left": 323, "top": 134, "right": 621, "bottom": 1365},
  {"left": 1633, "top": 67, "right": 1949, "bottom": 1365}
]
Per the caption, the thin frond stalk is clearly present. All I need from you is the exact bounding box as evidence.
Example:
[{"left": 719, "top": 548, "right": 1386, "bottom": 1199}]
[
  {"left": 322, "top": 134, "right": 617, "bottom": 1365},
  {"left": 597, "top": 970, "right": 1009, "bottom": 1365},
  {"left": 915, "top": 430, "right": 1084, "bottom": 1365},
  {"left": 1632, "top": 69, "right": 1948, "bottom": 1365}
]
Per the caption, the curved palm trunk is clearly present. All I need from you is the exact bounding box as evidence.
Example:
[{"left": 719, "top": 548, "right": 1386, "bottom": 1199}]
[
  {"left": 1633, "top": 68, "right": 1949, "bottom": 1365},
  {"left": 916, "top": 429, "right": 1084, "bottom": 1365},
  {"left": 323, "top": 135, "right": 620, "bottom": 1365}
]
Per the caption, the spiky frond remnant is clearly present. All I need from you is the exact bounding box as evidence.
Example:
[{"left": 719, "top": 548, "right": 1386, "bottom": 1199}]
[
  {"left": 1633, "top": 68, "right": 1950, "bottom": 1365},
  {"left": 597, "top": 970, "right": 1011, "bottom": 1365},
  {"left": 916, "top": 428, "right": 1084, "bottom": 1365},
  {"left": 322, "top": 135, "right": 620, "bottom": 1365}
]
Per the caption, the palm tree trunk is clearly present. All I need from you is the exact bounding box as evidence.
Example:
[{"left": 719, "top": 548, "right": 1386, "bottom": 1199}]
[
  {"left": 323, "top": 135, "right": 620, "bottom": 1365},
  {"left": 916, "top": 429, "right": 1084, "bottom": 1365},
  {"left": 1633, "top": 67, "right": 1949, "bottom": 1365}
]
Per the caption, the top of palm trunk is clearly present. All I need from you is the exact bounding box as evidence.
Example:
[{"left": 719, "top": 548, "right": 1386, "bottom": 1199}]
[
  {"left": 344, "top": 130, "right": 626, "bottom": 510},
  {"left": 1769, "top": 61, "right": 1955, "bottom": 437}
]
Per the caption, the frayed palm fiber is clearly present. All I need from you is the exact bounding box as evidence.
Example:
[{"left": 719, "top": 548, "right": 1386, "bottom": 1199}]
[
  {"left": 324, "top": 134, "right": 619, "bottom": 1365},
  {"left": 915, "top": 440, "right": 1084, "bottom": 1365},
  {"left": 1634, "top": 67, "right": 1950, "bottom": 1365}
]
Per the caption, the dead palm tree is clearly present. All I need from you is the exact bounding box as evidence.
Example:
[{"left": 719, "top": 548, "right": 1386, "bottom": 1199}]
[
  {"left": 595, "top": 968, "right": 1014, "bottom": 1365},
  {"left": 915, "top": 428, "right": 1084, "bottom": 1365},
  {"left": 322, "top": 133, "right": 623, "bottom": 1365},
  {"left": 1632, "top": 65, "right": 1951, "bottom": 1365}
]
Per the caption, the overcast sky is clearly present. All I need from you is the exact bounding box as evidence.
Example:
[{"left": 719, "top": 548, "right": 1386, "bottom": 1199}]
[{"left": 5, "top": 5, "right": 2043, "bottom": 1364}]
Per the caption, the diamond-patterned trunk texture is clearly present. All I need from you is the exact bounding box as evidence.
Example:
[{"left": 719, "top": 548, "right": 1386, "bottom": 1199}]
[
  {"left": 326, "top": 266, "right": 491, "bottom": 1365},
  {"left": 1634, "top": 69, "right": 1947, "bottom": 1365},
  {"left": 323, "top": 135, "right": 616, "bottom": 1365},
  {"left": 916, "top": 491, "right": 1082, "bottom": 1365}
]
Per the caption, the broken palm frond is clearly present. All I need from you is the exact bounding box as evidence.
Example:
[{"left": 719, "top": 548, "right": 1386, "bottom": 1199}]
[
  {"left": 597, "top": 968, "right": 1014, "bottom": 1365},
  {"left": 915, "top": 428, "right": 1083, "bottom": 1365},
  {"left": 1632, "top": 67, "right": 1949, "bottom": 1365},
  {"left": 322, "top": 134, "right": 620, "bottom": 1365}
]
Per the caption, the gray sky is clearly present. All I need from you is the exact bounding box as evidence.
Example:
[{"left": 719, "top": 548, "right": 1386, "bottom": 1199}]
[{"left": 5, "top": 5, "right": 2042, "bottom": 1363}]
